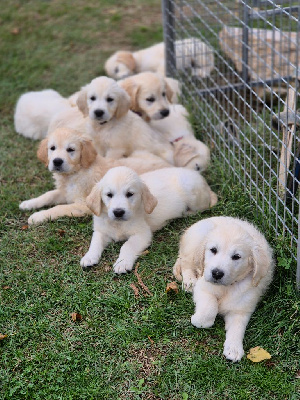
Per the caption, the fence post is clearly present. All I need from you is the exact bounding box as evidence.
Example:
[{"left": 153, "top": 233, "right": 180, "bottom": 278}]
[{"left": 161, "top": 0, "right": 176, "bottom": 76}]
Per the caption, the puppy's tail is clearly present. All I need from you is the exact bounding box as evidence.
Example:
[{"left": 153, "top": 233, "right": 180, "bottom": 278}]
[
  {"left": 173, "top": 258, "right": 183, "bottom": 282},
  {"left": 209, "top": 190, "right": 218, "bottom": 207}
]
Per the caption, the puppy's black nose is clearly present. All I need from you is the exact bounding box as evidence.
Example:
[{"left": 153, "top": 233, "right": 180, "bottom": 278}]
[
  {"left": 212, "top": 268, "right": 224, "bottom": 280},
  {"left": 94, "top": 109, "right": 104, "bottom": 118},
  {"left": 53, "top": 158, "right": 63, "bottom": 167},
  {"left": 113, "top": 208, "right": 125, "bottom": 218},
  {"left": 160, "top": 109, "right": 170, "bottom": 118}
]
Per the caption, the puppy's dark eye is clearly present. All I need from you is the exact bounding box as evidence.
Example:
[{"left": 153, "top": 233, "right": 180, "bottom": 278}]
[
  {"left": 210, "top": 247, "right": 217, "bottom": 255},
  {"left": 114, "top": 67, "right": 119, "bottom": 73},
  {"left": 146, "top": 96, "right": 155, "bottom": 103},
  {"left": 232, "top": 254, "right": 241, "bottom": 261},
  {"left": 126, "top": 192, "right": 134, "bottom": 198},
  {"left": 67, "top": 148, "right": 75, "bottom": 153},
  {"left": 107, "top": 193, "right": 113, "bottom": 198},
  {"left": 162, "top": 91, "right": 166, "bottom": 97},
  {"left": 90, "top": 96, "right": 96, "bottom": 101},
  {"left": 50, "top": 146, "right": 56, "bottom": 151},
  {"left": 106, "top": 97, "right": 114, "bottom": 103}
]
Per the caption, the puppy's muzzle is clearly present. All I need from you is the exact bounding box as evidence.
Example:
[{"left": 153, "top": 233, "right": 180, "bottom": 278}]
[
  {"left": 211, "top": 268, "right": 224, "bottom": 281},
  {"left": 113, "top": 208, "right": 126, "bottom": 219},
  {"left": 160, "top": 109, "right": 170, "bottom": 118},
  {"left": 52, "top": 158, "right": 64, "bottom": 170}
]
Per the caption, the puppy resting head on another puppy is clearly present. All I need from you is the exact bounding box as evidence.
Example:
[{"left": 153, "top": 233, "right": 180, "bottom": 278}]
[{"left": 104, "top": 51, "right": 137, "bottom": 80}]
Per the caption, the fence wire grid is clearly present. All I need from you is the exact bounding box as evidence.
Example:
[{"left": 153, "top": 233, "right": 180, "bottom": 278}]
[{"left": 162, "top": 0, "right": 300, "bottom": 285}]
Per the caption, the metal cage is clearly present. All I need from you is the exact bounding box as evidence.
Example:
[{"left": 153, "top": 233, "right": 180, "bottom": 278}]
[{"left": 162, "top": 0, "right": 300, "bottom": 286}]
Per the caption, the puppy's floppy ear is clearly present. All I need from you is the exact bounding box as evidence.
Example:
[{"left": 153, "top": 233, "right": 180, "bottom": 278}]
[
  {"left": 250, "top": 244, "right": 273, "bottom": 287},
  {"left": 80, "top": 139, "right": 97, "bottom": 168},
  {"left": 165, "top": 80, "right": 174, "bottom": 103},
  {"left": 117, "top": 51, "right": 136, "bottom": 73},
  {"left": 37, "top": 138, "right": 48, "bottom": 166},
  {"left": 76, "top": 89, "right": 88, "bottom": 117},
  {"left": 86, "top": 184, "right": 102, "bottom": 217},
  {"left": 192, "top": 240, "right": 206, "bottom": 277},
  {"left": 115, "top": 88, "right": 131, "bottom": 119},
  {"left": 173, "top": 142, "right": 199, "bottom": 167},
  {"left": 141, "top": 182, "right": 157, "bottom": 214},
  {"left": 119, "top": 79, "right": 141, "bottom": 113}
]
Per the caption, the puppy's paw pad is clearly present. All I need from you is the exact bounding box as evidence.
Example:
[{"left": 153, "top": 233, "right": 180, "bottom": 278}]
[
  {"left": 113, "top": 260, "right": 133, "bottom": 274},
  {"left": 191, "top": 313, "right": 215, "bottom": 329},
  {"left": 223, "top": 342, "right": 244, "bottom": 362}
]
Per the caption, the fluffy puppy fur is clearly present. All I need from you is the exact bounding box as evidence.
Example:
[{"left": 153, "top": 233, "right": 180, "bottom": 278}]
[
  {"left": 75, "top": 76, "right": 175, "bottom": 163},
  {"left": 81, "top": 167, "right": 158, "bottom": 274},
  {"left": 82, "top": 166, "right": 218, "bottom": 272},
  {"left": 14, "top": 89, "right": 72, "bottom": 140},
  {"left": 105, "top": 38, "right": 214, "bottom": 79},
  {"left": 120, "top": 72, "right": 210, "bottom": 172},
  {"left": 19, "top": 127, "right": 171, "bottom": 225},
  {"left": 173, "top": 216, "right": 274, "bottom": 362}
]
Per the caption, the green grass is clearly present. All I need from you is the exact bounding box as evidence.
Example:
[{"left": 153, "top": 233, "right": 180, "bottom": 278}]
[{"left": 0, "top": 1, "right": 299, "bottom": 399}]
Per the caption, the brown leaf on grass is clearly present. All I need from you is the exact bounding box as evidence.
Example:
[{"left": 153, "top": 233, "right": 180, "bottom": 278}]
[
  {"left": 134, "top": 263, "right": 153, "bottom": 296},
  {"left": 166, "top": 281, "right": 179, "bottom": 294},
  {"left": 21, "top": 225, "right": 28, "bottom": 230},
  {"left": 2, "top": 286, "right": 11, "bottom": 290},
  {"left": 57, "top": 229, "right": 65, "bottom": 237},
  {"left": 11, "top": 27, "right": 20, "bottom": 35},
  {"left": 130, "top": 283, "right": 139, "bottom": 297},
  {"left": 247, "top": 346, "right": 271, "bottom": 362},
  {"left": 71, "top": 312, "right": 82, "bottom": 322},
  {"left": 296, "top": 370, "right": 300, "bottom": 379},
  {"left": 141, "top": 250, "right": 149, "bottom": 256},
  {"left": 148, "top": 336, "right": 154, "bottom": 345},
  {"left": 0, "top": 334, "right": 8, "bottom": 341}
]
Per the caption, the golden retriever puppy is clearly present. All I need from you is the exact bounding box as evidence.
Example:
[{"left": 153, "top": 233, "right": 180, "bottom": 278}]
[
  {"left": 14, "top": 89, "right": 72, "bottom": 140},
  {"left": 82, "top": 166, "right": 218, "bottom": 272},
  {"left": 105, "top": 38, "right": 214, "bottom": 79},
  {"left": 120, "top": 72, "right": 210, "bottom": 172},
  {"left": 173, "top": 216, "right": 274, "bottom": 362},
  {"left": 75, "top": 76, "right": 174, "bottom": 163},
  {"left": 19, "top": 127, "right": 171, "bottom": 225}
]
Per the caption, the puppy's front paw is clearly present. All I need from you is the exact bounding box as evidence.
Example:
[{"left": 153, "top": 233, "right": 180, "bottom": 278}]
[
  {"left": 28, "top": 211, "right": 48, "bottom": 225},
  {"left": 20, "top": 199, "right": 37, "bottom": 210},
  {"left": 80, "top": 254, "right": 99, "bottom": 270},
  {"left": 223, "top": 340, "right": 244, "bottom": 362},
  {"left": 113, "top": 259, "right": 134, "bottom": 274},
  {"left": 191, "top": 313, "right": 215, "bottom": 329},
  {"left": 181, "top": 271, "right": 197, "bottom": 292}
]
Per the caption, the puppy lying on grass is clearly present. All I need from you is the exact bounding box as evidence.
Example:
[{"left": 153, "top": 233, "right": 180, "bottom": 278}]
[
  {"left": 119, "top": 72, "right": 210, "bottom": 172},
  {"left": 19, "top": 127, "right": 171, "bottom": 225},
  {"left": 173, "top": 216, "right": 274, "bottom": 362},
  {"left": 81, "top": 166, "right": 218, "bottom": 273}
]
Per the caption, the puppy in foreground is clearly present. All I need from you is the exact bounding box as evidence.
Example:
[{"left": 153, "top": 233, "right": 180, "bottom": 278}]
[
  {"left": 119, "top": 72, "right": 210, "bottom": 172},
  {"left": 19, "top": 128, "right": 171, "bottom": 225},
  {"left": 81, "top": 166, "right": 217, "bottom": 273},
  {"left": 105, "top": 38, "right": 214, "bottom": 79},
  {"left": 173, "top": 216, "right": 274, "bottom": 362}
]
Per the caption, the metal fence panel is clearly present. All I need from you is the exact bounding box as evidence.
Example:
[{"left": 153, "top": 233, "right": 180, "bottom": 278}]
[{"left": 162, "top": 0, "right": 300, "bottom": 286}]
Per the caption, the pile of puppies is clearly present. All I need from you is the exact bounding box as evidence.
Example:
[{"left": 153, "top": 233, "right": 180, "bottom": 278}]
[{"left": 14, "top": 39, "right": 274, "bottom": 362}]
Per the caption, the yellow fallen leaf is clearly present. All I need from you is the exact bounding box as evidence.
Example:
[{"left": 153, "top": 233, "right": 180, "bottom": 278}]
[
  {"left": 0, "top": 334, "right": 8, "bottom": 341},
  {"left": 247, "top": 346, "right": 271, "bottom": 362},
  {"left": 166, "top": 281, "right": 179, "bottom": 294}
]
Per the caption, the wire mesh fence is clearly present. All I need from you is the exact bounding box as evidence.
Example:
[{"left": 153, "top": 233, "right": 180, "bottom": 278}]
[{"left": 162, "top": 0, "right": 300, "bottom": 285}]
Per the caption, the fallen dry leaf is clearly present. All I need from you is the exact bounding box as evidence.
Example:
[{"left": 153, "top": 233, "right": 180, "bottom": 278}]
[
  {"left": 71, "top": 312, "right": 82, "bottom": 322},
  {"left": 21, "top": 225, "right": 28, "bottom": 230},
  {"left": 141, "top": 250, "right": 149, "bottom": 256},
  {"left": 0, "top": 334, "right": 8, "bottom": 341},
  {"left": 247, "top": 346, "right": 271, "bottom": 362},
  {"left": 2, "top": 286, "right": 11, "bottom": 290},
  {"left": 166, "top": 281, "right": 179, "bottom": 294},
  {"left": 130, "top": 283, "right": 139, "bottom": 297},
  {"left": 57, "top": 229, "right": 65, "bottom": 237}
]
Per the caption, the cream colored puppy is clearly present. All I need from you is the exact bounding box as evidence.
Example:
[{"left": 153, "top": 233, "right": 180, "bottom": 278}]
[
  {"left": 173, "top": 216, "right": 274, "bottom": 362},
  {"left": 81, "top": 167, "right": 158, "bottom": 273},
  {"left": 120, "top": 72, "right": 210, "bottom": 172},
  {"left": 81, "top": 166, "right": 218, "bottom": 272},
  {"left": 105, "top": 38, "right": 214, "bottom": 79},
  {"left": 14, "top": 89, "right": 72, "bottom": 140},
  {"left": 19, "top": 127, "right": 171, "bottom": 225},
  {"left": 76, "top": 76, "right": 174, "bottom": 163}
]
